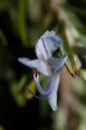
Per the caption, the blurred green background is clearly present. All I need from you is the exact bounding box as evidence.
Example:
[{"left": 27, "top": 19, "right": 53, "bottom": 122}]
[{"left": 0, "top": 0, "right": 86, "bottom": 130}]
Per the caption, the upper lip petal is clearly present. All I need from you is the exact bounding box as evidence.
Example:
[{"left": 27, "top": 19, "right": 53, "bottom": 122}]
[{"left": 35, "top": 31, "right": 61, "bottom": 60}]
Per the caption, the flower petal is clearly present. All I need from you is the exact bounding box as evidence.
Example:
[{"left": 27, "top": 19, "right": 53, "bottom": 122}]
[
  {"left": 35, "top": 38, "right": 52, "bottom": 60},
  {"left": 35, "top": 31, "right": 61, "bottom": 60},
  {"left": 47, "top": 73, "right": 60, "bottom": 111},
  {"left": 48, "top": 54, "right": 67, "bottom": 72},
  {"left": 18, "top": 57, "right": 51, "bottom": 76},
  {"left": 42, "top": 35, "right": 61, "bottom": 52},
  {"left": 41, "top": 30, "right": 55, "bottom": 38},
  {"left": 41, "top": 30, "right": 59, "bottom": 40},
  {"left": 33, "top": 73, "right": 54, "bottom": 95}
]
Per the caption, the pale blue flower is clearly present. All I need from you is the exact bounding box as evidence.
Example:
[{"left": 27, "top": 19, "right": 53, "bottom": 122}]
[{"left": 18, "top": 31, "right": 67, "bottom": 111}]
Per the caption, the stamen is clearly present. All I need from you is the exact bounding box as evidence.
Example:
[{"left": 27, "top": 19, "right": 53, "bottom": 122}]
[
  {"left": 32, "top": 68, "right": 38, "bottom": 77},
  {"left": 33, "top": 73, "right": 54, "bottom": 96},
  {"left": 25, "top": 87, "right": 46, "bottom": 100}
]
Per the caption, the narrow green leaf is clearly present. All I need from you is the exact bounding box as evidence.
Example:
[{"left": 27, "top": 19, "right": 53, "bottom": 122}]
[
  {"left": 17, "top": 0, "right": 28, "bottom": 46},
  {"left": 60, "top": 23, "right": 78, "bottom": 77},
  {"left": 17, "top": 75, "right": 27, "bottom": 96}
]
